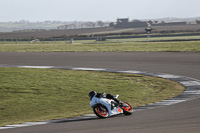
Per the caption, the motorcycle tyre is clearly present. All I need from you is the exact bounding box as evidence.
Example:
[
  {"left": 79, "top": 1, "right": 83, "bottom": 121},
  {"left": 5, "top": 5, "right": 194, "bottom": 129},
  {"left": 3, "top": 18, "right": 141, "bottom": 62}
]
[
  {"left": 121, "top": 102, "right": 133, "bottom": 115},
  {"left": 93, "top": 104, "right": 109, "bottom": 118}
]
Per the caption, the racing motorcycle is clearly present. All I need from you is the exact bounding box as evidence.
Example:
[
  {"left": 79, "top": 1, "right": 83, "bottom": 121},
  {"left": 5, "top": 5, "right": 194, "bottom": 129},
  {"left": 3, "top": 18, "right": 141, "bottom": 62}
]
[{"left": 89, "top": 91, "right": 133, "bottom": 118}]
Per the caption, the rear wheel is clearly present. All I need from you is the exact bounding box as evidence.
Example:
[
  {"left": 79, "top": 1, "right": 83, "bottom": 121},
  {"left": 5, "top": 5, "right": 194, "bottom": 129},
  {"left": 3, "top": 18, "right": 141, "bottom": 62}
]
[
  {"left": 93, "top": 104, "right": 109, "bottom": 118},
  {"left": 121, "top": 102, "right": 133, "bottom": 115}
]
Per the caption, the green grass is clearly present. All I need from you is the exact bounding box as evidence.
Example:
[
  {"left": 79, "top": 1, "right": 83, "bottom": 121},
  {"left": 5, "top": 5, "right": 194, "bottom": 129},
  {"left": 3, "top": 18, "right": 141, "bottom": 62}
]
[
  {"left": 0, "top": 67, "right": 184, "bottom": 126},
  {"left": 0, "top": 41, "right": 200, "bottom": 52},
  {"left": 103, "top": 35, "right": 200, "bottom": 42},
  {"left": 0, "top": 35, "right": 200, "bottom": 52}
]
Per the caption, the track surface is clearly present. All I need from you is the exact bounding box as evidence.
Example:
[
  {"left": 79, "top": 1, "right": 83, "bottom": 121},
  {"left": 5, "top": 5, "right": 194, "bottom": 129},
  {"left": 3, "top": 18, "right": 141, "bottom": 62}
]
[{"left": 0, "top": 52, "right": 200, "bottom": 133}]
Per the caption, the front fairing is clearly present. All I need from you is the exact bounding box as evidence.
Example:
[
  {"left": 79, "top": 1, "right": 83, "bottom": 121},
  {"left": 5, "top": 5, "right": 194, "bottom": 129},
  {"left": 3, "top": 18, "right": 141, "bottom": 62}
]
[{"left": 90, "top": 97, "right": 109, "bottom": 108}]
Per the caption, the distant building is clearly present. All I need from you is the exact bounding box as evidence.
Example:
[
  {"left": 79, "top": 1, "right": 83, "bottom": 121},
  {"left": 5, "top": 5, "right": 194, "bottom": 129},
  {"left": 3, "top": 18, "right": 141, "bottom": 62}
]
[
  {"left": 187, "top": 21, "right": 197, "bottom": 25},
  {"left": 117, "top": 18, "right": 129, "bottom": 23},
  {"left": 196, "top": 20, "right": 200, "bottom": 24},
  {"left": 154, "top": 21, "right": 187, "bottom": 26},
  {"left": 110, "top": 18, "right": 148, "bottom": 28},
  {"left": 147, "top": 20, "right": 159, "bottom": 25}
]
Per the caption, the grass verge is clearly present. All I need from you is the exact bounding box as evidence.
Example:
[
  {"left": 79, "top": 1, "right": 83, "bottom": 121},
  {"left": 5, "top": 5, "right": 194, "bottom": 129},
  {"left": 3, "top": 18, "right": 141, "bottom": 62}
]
[
  {"left": 0, "top": 41, "right": 200, "bottom": 52},
  {"left": 0, "top": 67, "right": 184, "bottom": 126}
]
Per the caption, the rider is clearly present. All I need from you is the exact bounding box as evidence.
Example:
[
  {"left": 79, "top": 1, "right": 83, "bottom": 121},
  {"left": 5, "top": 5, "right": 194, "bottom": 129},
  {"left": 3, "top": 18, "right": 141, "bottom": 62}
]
[{"left": 88, "top": 91, "right": 120, "bottom": 104}]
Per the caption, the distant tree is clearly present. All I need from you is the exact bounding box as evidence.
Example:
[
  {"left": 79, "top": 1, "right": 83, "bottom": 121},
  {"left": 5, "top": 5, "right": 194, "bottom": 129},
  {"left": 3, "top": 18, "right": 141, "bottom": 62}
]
[{"left": 97, "top": 21, "right": 105, "bottom": 27}]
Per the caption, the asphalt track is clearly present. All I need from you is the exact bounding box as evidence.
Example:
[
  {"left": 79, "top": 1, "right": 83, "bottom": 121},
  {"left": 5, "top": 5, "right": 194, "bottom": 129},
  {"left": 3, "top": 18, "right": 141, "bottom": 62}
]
[{"left": 0, "top": 52, "right": 200, "bottom": 133}]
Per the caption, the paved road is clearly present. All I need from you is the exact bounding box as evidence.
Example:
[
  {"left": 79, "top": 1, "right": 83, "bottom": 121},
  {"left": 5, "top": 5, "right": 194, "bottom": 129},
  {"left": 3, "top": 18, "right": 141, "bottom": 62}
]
[{"left": 0, "top": 52, "right": 200, "bottom": 133}]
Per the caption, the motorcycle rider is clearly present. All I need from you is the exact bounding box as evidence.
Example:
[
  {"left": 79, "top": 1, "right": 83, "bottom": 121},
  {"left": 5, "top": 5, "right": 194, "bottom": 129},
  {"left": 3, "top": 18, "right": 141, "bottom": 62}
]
[{"left": 88, "top": 91, "right": 120, "bottom": 104}]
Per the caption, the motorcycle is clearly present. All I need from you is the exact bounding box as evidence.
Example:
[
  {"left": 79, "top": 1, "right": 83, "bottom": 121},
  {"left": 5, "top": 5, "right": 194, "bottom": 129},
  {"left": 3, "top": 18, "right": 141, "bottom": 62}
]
[{"left": 89, "top": 92, "right": 133, "bottom": 118}]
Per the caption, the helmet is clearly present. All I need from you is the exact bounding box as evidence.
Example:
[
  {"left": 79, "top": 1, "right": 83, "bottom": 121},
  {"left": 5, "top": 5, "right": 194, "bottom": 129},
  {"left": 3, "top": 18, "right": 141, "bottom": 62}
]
[{"left": 89, "top": 91, "right": 96, "bottom": 100}]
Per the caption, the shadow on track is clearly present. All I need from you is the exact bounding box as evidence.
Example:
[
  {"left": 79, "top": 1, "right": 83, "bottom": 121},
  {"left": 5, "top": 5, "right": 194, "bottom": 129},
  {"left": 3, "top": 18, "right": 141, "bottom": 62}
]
[
  {"left": 52, "top": 117, "right": 98, "bottom": 124},
  {"left": 53, "top": 114, "right": 125, "bottom": 124}
]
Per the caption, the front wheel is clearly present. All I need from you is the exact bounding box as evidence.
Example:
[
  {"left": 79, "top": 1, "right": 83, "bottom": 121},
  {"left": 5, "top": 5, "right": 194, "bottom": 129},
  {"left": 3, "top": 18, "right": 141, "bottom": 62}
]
[
  {"left": 121, "top": 102, "right": 133, "bottom": 115},
  {"left": 93, "top": 104, "right": 109, "bottom": 118}
]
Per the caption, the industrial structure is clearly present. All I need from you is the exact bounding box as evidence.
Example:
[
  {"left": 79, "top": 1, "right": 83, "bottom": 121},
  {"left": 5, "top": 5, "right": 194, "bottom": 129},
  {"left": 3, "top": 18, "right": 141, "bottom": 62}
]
[
  {"left": 109, "top": 18, "right": 148, "bottom": 28},
  {"left": 109, "top": 18, "right": 200, "bottom": 28}
]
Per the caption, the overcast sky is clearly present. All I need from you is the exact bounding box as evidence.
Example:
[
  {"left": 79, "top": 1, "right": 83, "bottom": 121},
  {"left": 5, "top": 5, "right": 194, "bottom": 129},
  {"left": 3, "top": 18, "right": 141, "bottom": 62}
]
[{"left": 1, "top": 0, "right": 200, "bottom": 22}]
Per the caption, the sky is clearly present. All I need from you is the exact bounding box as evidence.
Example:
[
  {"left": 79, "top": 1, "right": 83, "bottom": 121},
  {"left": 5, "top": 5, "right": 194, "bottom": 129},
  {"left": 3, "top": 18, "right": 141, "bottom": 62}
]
[{"left": 0, "top": 0, "right": 200, "bottom": 22}]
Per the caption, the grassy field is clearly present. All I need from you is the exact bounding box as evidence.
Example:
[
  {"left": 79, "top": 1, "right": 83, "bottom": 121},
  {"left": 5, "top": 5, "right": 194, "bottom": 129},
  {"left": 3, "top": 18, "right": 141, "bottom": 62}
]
[
  {"left": 106, "top": 35, "right": 200, "bottom": 42},
  {"left": 0, "top": 67, "right": 184, "bottom": 126},
  {"left": 0, "top": 40, "right": 200, "bottom": 52},
  {"left": 0, "top": 34, "right": 200, "bottom": 52}
]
